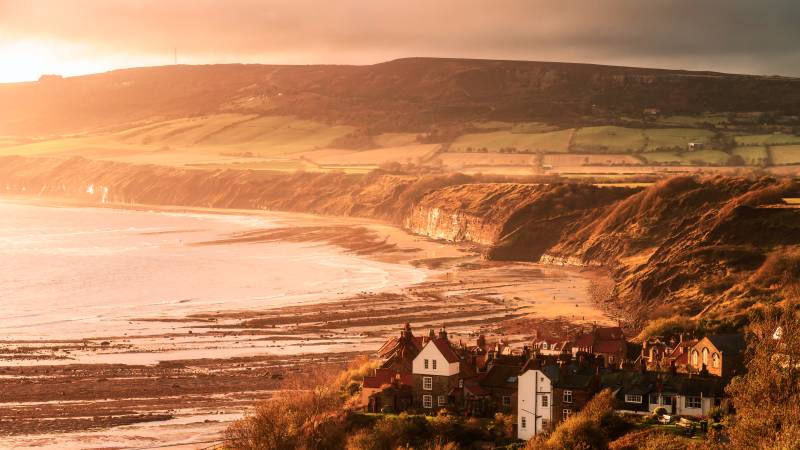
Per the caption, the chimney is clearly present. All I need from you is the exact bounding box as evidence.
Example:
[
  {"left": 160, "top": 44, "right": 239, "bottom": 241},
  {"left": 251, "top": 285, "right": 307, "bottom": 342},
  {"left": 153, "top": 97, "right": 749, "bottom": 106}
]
[
  {"left": 438, "top": 327, "right": 448, "bottom": 340},
  {"left": 477, "top": 335, "right": 486, "bottom": 349},
  {"left": 428, "top": 329, "right": 436, "bottom": 341}
]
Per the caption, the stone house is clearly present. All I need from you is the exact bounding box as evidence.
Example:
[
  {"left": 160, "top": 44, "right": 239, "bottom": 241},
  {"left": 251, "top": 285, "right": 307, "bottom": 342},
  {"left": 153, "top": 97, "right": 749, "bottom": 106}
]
[
  {"left": 411, "top": 329, "right": 467, "bottom": 411},
  {"left": 688, "top": 334, "right": 745, "bottom": 378}
]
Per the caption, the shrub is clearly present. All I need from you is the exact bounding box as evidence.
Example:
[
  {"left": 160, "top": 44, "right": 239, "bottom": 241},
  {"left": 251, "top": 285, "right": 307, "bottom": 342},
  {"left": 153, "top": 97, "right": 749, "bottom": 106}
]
[{"left": 526, "top": 389, "right": 627, "bottom": 450}]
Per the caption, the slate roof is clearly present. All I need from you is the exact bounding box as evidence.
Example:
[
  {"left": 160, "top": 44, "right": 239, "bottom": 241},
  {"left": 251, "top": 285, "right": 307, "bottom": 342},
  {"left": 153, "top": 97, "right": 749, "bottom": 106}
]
[
  {"left": 481, "top": 363, "right": 522, "bottom": 389},
  {"left": 706, "top": 334, "right": 746, "bottom": 354}
]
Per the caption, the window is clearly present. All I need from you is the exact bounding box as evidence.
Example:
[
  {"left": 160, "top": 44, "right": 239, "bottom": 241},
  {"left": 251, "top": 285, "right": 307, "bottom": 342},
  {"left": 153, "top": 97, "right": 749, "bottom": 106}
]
[
  {"left": 563, "top": 390, "right": 573, "bottom": 404},
  {"left": 458, "top": 379, "right": 464, "bottom": 388},
  {"left": 712, "top": 353, "right": 719, "bottom": 369},
  {"left": 702, "top": 348, "right": 709, "bottom": 366},
  {"left": 521, "top": 416, "right": 527, "bottom": 428},
  {"left": 432, "top": 359, "right": 437, "bottom": 370},
  {"left": 625, "top": 394, "right": 643, "bottom": 404},
  {"left": 562, "top": 409, "right": 572, "bottom": 419},
  {"left": 541, "top": 419, "right": 550, "bottom": 430},
  {"left": 649, "top": 394, "right": 659, "bottom": 405},
  {"left": 424, "top": 359, "right": 429, "bottom": 369},
  {"left": 661, "top": 395, "right": 674, "bottom": 406},
  {"left": 423, "top": 376, "right": 432, "bottom": 390},
  {"left": 438, "top": 395, "right": 446, "bottom": 406},
  {"left": 541, "top": 395, "right": 549, "bottom": 407},
  {"left": 691, "top": 350, "right": 699, "bottom": 366},
  {"left": 423, "top": 395, "right": 432, "bottom": 408},
  {"left": 502, "top": 396, "right": 511, "bottom": 407},
  {"left": 685, "top": 396, "right": 701, "bottom": 409}
]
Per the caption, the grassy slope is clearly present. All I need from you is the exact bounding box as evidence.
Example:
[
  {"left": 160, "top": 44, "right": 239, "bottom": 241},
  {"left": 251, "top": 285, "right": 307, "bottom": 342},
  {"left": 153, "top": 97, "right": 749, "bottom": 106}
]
[{"left": 770, "top": 145, "right": 800, "bottom": 165}]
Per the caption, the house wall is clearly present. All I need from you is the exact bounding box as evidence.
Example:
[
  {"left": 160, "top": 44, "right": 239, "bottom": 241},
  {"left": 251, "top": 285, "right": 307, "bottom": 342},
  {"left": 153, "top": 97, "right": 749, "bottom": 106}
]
[
  {"left": 412, "top": 343, "right": 460, "bottom": 376},
  {"left": 553, "top": 386, "right": 595, "bottom": 424},
  {"left": 517, "top": 369, "right": 553, "bottom": 441},
  {"left": 675, "top": 395, "right": 716, "bottom": 417},
  {"left": 412, "top": 373, "right": 459, "bottom": 410}
]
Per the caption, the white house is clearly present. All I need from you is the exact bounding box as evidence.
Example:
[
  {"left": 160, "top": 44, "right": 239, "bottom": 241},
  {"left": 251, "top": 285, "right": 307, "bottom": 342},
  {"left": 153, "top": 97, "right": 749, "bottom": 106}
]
[
  {"left": 411, "top": 330, "right": 462, "bottom": 410},
  {"left": 517, "top": 362, "right": 558, "bottom": 440}
]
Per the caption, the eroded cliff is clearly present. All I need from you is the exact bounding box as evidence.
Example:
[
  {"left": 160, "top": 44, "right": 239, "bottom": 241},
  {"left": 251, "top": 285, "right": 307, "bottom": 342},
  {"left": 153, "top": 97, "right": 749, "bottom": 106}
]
[{"left": 2, "top": 155, "right": 798, "bottom": 327}]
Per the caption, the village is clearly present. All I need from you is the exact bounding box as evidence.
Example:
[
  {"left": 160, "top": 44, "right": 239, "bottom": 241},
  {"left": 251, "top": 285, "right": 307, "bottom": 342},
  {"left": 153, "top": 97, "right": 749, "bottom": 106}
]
[{"left": 358, "top": 323, "right": 748, "bottom": 441}]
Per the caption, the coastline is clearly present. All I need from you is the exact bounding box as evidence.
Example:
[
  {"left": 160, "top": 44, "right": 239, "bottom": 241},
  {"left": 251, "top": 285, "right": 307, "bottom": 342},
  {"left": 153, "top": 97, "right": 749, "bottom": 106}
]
[{"left": 0, "top": 195, "right": 620, "bottom": 448}]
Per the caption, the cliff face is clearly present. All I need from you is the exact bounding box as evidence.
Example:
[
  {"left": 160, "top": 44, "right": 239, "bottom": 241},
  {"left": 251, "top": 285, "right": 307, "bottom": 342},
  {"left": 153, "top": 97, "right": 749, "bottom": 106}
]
[{"left": 2, "top": 155, "right": 798, "bottom": 327}]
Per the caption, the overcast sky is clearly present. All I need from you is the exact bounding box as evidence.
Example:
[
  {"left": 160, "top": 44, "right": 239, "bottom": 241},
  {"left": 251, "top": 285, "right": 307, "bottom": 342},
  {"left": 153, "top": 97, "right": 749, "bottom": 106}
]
[{"left": 1, "top": 0, "right": 799, "bottom": 82}]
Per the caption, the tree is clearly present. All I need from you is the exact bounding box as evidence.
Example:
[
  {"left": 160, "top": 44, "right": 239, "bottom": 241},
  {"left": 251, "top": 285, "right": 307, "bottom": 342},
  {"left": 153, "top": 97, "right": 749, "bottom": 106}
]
[{"left": 725, "top": 302, "right": 800, "bottom": 449}]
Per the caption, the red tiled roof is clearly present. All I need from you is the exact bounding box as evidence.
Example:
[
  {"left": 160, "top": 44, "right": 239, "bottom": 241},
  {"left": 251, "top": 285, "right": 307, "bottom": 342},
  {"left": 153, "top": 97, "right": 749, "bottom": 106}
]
[
  {"left": 432, "top": 338, "right": 461, "bottom": 363},
  {"left": 464, "top": 383, "right": 490, "bottom": 397},
  {"left": 363, "top": 368, "right": 412, "bottom": 389},
  {"left": 594, "top": 340, "right": 625, "bottom": 354}
]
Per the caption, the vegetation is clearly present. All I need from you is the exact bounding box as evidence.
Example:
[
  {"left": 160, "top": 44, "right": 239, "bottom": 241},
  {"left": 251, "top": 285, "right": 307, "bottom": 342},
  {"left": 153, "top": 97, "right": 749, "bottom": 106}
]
[
  {"left": 450, "top": 129, "right": 574, "bottom": 153},
  {"left": 769, "top": 144, "right": 800, "bottom": 165},
  {"left": 725, "top": 302, "right": 800, "bottom": 449}
]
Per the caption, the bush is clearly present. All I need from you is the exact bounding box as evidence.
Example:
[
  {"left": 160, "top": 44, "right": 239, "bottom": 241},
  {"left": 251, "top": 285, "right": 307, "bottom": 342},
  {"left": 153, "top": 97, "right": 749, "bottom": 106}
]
[
  {"left": 526, "top": 389, "right": 628, "bottom": 450},
  {"left": 224, "top": 386, "right": 345, "bottom": 450}
]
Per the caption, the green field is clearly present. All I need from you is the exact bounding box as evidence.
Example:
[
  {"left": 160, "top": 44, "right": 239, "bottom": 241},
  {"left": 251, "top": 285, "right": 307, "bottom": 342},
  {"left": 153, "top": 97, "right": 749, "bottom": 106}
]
[
  {"left": 571, "top": 126, "right": 646, "bottom": 152},
  {"left": 640, "top": 149, "right": 731, "bottom": 165},
  {"left": 450, "top": 128, "right": 574, "bottom": 153},
  {"left": 643, "top": 128, "right": 715, "bottom": 151},
  {"left": 732, "top": 146, "right": 769, "bottom": 165},
  {"left": 0, "top": 114, "right": 356, "bottom": 165},
  {"left": 373, "top": 133, "right": 419, "bottom": 148},
  {"left": 735, "top": 133, "right": 800, "bottom": 146},
  {"left": 769, "top": 145, "right": 800, "bottom": 165}
]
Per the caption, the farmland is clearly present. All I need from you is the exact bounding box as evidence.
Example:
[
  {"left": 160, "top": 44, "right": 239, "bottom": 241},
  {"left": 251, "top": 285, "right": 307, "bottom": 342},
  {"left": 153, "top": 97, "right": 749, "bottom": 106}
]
[
  {"left": 769, "top": 145, "right": 800, "bottom": 165},
  {"left": 450, "top": 129, "right": 574, "bottom": 153},
  {"left": 735, "top": 133, "right": 800, "bottom": 146}
]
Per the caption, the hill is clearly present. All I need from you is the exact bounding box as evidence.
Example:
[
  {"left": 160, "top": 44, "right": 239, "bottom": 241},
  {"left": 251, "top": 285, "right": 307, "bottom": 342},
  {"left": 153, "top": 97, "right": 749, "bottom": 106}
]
[{"left": 2, "top": 57, "right": 800, "bottom": 137}]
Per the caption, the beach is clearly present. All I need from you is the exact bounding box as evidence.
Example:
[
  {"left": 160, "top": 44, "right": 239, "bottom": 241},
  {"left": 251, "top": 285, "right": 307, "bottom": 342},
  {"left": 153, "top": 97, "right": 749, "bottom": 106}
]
[{"left": 0, "top": 198, "right": 616, "bottom": 449}]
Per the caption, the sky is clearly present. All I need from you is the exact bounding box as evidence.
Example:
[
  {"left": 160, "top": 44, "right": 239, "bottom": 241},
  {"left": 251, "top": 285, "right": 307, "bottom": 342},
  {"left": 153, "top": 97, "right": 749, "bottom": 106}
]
[{"left": 0, "top": 0, "right": 799, "bottom": 83}]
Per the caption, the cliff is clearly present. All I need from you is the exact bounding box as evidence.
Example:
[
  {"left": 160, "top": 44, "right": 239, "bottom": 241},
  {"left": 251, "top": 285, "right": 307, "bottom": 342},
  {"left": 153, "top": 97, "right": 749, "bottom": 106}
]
[{"left": 2, "top": 155, "right": 798, "bottom": 327}]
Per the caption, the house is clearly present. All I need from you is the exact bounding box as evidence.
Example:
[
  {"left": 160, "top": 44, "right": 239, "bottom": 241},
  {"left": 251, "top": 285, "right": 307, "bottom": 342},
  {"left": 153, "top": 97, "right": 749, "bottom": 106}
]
[
  {"left": 480, "top": 362, "right": 522, "bottom": 414},
  {"left": 687, "top": 142, "right": 705, "bottom": 150},
  {"left": 688, "top": 334, "right": 745, "bottom": 378},
  {"left": 602, "top": 368, "right": 726, "bottom": 418},
  {"left": 411, "top": 328, "right": 468, "bottom": 411},
  {"left": 376, "top": 322, "right": 424, "bottom": 373},
  {"left": 517, "top": 357, "right": 559, "bottom": 440},
  {"left": 517, "top": 353, "right": 604, "bottom": 440},
  {"left": 552, "top": 356, "right": 602, "bottom": 425},
  {"left": 361, "top": 369, "right": 413, "bottom": 413},
  {"left": 532, "top": 337, "right": 572, "bottom": 356},
  {"left": 572, "top": 326, "right": 627, "bottom": 366}
]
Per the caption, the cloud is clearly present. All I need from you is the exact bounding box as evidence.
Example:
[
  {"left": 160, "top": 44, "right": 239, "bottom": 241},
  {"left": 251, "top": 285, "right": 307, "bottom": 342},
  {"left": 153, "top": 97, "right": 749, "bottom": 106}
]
[{"left": 1, "top": 0, "right": 799, "bottom": 78}]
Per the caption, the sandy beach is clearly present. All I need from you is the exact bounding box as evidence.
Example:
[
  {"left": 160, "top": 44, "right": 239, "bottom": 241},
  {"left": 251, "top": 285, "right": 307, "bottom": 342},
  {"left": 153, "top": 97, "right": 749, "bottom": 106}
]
[{"left": 0, "top": 197, "right": 617, "bottom": 449}]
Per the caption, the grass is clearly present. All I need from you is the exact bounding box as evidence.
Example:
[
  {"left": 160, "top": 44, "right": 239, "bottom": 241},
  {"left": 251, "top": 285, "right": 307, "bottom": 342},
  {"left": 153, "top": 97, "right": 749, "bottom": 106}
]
[
  {"left": 735, "top": 133, "right": 800, "bottom": 146},
  {"left": 450, "top": 128, "right": 573, "bottom": 153},
  {"left": 643, "top": 128, "right": 715, "bottom": 151},
  {"left": 571, "top": 126, "right": 646, "bottom": 152},
  {"left": 311, "top": 144, "right": 440, "bottom": 166},
  {"left": 769, "top": 145, "right": 800, "bottom": 165},
  {"left": 373, "top": 133, "right": 419, "bottom": 148},
  {"left": 640, "top": 149, "right": 731, "bottom": 165},
  {"left": 0, "top": 114, "right": 356, "bottom": 166},
  {"left": 732, "top": 146, "right": 769, "bottom": 165}
]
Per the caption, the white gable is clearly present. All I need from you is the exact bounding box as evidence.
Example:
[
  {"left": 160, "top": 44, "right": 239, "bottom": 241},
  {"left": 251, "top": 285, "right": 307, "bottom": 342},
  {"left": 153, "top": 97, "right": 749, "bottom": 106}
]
[{"left": 412, "top": 340, "right": 459, "bottom": 376}]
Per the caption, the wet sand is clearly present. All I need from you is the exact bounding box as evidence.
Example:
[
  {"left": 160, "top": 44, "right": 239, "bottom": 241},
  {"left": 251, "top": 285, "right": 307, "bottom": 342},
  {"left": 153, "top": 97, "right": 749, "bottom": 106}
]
[{"left": 0, "top": 198, "right": 617, "bottom": 449}]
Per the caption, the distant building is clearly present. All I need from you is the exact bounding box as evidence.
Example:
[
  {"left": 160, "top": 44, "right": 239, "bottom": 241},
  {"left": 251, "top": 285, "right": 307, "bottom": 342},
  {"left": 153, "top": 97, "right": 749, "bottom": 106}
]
[
  {"left": 687, "top": 142, "right": 705, "bottom": 150},
  {"left": 689, "top": 334, "right": 746, "bottom": 378},
  {"left": 572, "top": 326, "right": 627, "bottom": 366},
  {"left": 643, "top": 108, "right": 661, "bottom": 116}
]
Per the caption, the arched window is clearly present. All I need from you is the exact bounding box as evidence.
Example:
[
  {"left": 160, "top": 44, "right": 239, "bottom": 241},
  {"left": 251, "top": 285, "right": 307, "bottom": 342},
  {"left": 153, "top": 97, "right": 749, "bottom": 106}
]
[
  {"left": 702, "top": 348, "right": 709, "bottom": 366},
  {"left": 712, "top": 353, "right": 719, "bottom": 369},
  {"left": 691, "top": 350, "right": 699, "bottom": 366}
]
